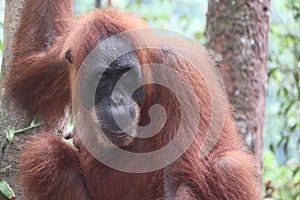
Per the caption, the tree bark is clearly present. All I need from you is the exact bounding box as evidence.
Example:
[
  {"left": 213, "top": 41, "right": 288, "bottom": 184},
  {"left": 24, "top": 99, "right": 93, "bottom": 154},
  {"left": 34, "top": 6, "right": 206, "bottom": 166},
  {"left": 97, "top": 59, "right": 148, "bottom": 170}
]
[
  {"left": 0, "top": 0, "right": 27, "bottom": 199},
  {"left": 108, "top": 0, "right": 112, "bottom": 7},
  {"left": 95, "top": 0, "right": 101, "bottom": 8},
  {"left": 205, "top": 0, "right": 270, "bottom": 171}
]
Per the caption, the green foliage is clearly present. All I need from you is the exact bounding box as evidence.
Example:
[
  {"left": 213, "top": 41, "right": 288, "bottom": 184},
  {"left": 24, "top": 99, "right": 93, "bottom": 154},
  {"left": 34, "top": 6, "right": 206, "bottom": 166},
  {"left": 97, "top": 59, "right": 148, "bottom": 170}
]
[
  {"left": 264, "top": 0, "right": 300, "bottom": 199},
  {"left": 122, "top": 0, "right": 207, "bottom": 44},
  {"left": 287, "top": 0, "right": 300, "bottom": 20},
  {"left": 0, "top": 119, "right": 42, "bottom": 156},
  {"left": 0, "top": 181, "right": 15, "bottom": 199},
  {"left": 264, "top": 150, "right": 300, "bottom": 199},
  {"left": 266, "top": 0, "right": 300, "bottom": 163},
  {"left": 4, "top": 119, "right": 42, "bottom": 143}
]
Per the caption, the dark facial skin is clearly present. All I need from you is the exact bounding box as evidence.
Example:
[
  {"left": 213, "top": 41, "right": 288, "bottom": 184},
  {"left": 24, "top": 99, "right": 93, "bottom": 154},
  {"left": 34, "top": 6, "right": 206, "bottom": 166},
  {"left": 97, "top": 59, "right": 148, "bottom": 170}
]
[{"left": 95, "top": 52, "right": 144, "bottom": 142}]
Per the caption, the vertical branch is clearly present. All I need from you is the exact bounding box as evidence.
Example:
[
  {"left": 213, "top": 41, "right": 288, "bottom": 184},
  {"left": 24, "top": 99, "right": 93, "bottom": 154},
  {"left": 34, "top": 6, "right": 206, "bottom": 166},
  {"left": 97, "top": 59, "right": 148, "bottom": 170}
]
[
  {"left": 95, "top": 0, "right": 101, "bottom": 8},
  {"left": 107, "top": 0, "right": 112, "bottom": 7}
]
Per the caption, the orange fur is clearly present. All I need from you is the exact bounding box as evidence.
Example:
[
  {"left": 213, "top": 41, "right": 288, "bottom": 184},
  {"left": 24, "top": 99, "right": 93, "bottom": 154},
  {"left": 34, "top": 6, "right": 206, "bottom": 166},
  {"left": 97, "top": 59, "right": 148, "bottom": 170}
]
[{"left": 5, "top": 0, "right": 262, "bottom": 199}]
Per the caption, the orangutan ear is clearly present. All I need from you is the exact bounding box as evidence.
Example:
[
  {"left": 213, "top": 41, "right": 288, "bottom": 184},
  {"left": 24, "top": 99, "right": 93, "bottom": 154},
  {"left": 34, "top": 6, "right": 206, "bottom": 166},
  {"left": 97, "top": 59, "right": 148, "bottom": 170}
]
[{"left": 65, "top": 49, "right": 73, "bottom": 64}]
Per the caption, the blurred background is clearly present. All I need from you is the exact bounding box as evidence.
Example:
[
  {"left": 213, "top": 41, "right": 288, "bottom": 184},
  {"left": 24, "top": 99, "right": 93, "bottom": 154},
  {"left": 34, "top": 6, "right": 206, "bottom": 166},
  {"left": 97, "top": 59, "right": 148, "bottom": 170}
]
[{"left": 0, "top": 0, "right": 299, "bottom": 199}]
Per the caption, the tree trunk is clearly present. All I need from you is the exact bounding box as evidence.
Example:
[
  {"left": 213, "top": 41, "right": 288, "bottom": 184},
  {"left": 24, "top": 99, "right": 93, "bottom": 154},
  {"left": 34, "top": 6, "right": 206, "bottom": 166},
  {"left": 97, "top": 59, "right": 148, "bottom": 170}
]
[
  {"left": 0, "top": 0, "right": 27, "bottom": 199},
  {"left": 95, "top": 0, "right": 101, "bottom": 8},
  {"left": 108, "top": 0, "right": 112, "bottom": 7},
  {"left": 205, "top": 0, "right": 270, "bottom": 171}
]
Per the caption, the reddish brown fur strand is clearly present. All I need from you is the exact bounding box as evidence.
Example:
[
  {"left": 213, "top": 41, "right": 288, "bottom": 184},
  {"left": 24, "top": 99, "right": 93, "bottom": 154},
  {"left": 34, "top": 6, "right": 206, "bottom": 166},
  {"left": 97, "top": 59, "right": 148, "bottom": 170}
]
[
  {"left": 5, "top": 0, "right": 263, "bottom": 199},
  {"left": 5, "top": 45, "right": 70, "bottom": 121},
  {"left": 4, "top": 0, "right": 72, "bottom": 121},
  {"left": 20, "top": 133, "right": 91, "bottom": 200}
]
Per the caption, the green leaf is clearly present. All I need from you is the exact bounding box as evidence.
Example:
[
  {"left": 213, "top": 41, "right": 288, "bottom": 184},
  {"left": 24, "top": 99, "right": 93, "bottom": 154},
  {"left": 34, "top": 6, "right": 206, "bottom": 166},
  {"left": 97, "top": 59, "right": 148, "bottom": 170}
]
[
  {"left": 0, "top": 181, "right": 15, "bottom": 199},
  {"left": 269, "top": 144, "right": 275, "bottom": 153},
  {"left": 284, "top": 99, "right": 295, "bottom": 114},
  {"left": 292, "top": 166, "right": 300, "bottom": 177},
  {"left": 4, "top": 129, "right": 16, "bottom": 143},
  {"left": 4, "top": 120, "right": 42, "bottom": 143},
  {"left": 283, "top": 87, "right": 289, "bottom": 98},
  {"left": 13, "top": 120, "right": 42, "bottom": 134},
  {"left": 290, "top": 124, "right": 297, "bottom": 132},
  {"left": 29, "top": 118, "right": 40, "bottom": 127},
  {"left": 193, "top": 31, "right": 203, "bottom": 40},
  {"left": 268, "top": 67, "right": 279, "bottom": 77}
]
